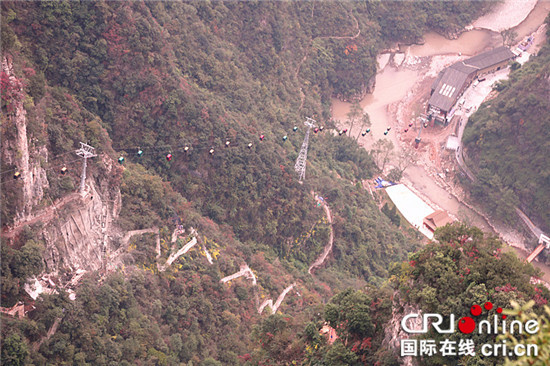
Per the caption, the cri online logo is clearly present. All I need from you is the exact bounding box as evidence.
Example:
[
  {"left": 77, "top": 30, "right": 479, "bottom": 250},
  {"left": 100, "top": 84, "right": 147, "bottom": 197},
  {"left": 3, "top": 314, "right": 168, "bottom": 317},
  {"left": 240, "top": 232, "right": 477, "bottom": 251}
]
[
  {"left": 401, "top": 302, "right": 539, "bottom": 335},
  {"left": 458, "top": 302, "right": 504, "bottom": 334}
]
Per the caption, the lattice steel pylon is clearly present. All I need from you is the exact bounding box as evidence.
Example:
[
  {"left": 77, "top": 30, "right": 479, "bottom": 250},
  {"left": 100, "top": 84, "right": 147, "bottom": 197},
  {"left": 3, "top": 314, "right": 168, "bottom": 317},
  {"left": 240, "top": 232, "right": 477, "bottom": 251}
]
[
  {"left": 75, "top": 142, "right": 97, "bottom": 195},
  {"left": 294, "top": 117, "right": 316, "bottom": 183}
]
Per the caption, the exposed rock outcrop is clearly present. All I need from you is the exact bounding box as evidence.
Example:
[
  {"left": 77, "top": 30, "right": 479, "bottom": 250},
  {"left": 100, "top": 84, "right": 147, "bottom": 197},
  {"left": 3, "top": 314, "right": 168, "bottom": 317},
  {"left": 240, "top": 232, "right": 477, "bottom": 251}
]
[
  {"left": 40, "top": 180, "right": 121, "bottom": 273},
  {"left": 2, "top": 56, "right": 49, "bottom": 220},
  {"left": 383, "top": 292, "right": 422, "bottom": 366}
]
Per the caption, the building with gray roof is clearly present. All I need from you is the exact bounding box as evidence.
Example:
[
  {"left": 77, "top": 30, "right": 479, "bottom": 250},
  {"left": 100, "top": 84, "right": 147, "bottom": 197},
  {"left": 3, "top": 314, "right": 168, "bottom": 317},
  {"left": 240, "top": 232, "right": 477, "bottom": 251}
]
[{"left": 427, "top": 46, "right": 516, "bottom": 124}]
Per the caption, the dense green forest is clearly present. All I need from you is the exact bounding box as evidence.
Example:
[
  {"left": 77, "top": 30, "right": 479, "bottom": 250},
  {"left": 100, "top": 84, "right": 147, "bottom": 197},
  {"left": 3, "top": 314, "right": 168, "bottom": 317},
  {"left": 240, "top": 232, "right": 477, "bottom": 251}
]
[
  {"left": 463, "top": 18, "right": 550, "bottom": 236},
  {"left": 7, "top": 1, "right": 548, "bottom": 365},
  {"left": 391, "top": 224, "right": 550, "bottom": 366}
]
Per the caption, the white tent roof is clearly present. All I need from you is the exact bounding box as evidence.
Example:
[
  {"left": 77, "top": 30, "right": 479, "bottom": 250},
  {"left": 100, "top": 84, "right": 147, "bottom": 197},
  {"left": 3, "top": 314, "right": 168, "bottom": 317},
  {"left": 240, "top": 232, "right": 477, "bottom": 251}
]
[{"left": 385, "top": 184, "right": 435, "bottom": 239}]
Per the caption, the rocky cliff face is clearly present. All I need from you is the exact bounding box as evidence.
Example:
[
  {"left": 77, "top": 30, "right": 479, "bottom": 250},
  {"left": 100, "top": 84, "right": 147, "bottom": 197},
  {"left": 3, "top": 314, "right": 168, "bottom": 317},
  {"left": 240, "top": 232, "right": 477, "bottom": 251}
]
[
  {"left": 2, "top": 56, "right": 49, "bottom": 220},
  {"left": 40, "top": 180, "right": 122, "bottom": 273},
  {"left": 383, "top": 293, "right": 422, "bottom": 366},
  {"left": 2, "top": 55, "right": 125, "bottom": 276}
]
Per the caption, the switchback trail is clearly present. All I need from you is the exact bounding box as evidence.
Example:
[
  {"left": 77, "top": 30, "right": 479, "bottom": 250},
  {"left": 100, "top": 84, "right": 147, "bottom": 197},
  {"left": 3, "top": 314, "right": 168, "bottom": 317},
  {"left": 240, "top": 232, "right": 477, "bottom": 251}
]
[
  {"left": 160, "top": 236, "right": 198, "bottom": 270},
  {"left": 258, "top": 283, "right": 296, "bottom": 314},
  {"left": 220, "top": 264, "right": 257, "bottom": 285},
  {"left": 308, "top": 194, "right": 334, "bottom": 274},
  {"left": 220, "top": 264, "right": 297, "bottom": 314}
]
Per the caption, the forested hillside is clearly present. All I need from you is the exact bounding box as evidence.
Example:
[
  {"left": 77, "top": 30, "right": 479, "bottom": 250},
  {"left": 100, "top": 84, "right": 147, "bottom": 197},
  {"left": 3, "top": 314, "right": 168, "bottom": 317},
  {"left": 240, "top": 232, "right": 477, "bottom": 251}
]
[
  {"left": 0, "top": 1, "right": 515, "bottom": 365},
  {"left": 390, "top": 224, "right": 550, "bottom": 366},
  {"left": 463, "top": 18, "right": 550, "bottom": 235}
]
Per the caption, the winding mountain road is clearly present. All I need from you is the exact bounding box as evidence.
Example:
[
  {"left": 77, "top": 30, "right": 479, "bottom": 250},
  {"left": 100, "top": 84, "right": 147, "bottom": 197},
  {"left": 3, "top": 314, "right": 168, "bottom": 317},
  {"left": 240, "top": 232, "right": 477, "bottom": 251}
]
[{"left": 308, "top": 194, "right": 334, "bottom": 274}]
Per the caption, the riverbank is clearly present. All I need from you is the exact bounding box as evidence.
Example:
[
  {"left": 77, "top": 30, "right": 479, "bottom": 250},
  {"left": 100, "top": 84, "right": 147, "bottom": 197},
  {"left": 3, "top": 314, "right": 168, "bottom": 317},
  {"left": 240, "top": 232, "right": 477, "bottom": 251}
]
[
  {"left": 331, "top": 0, "right": 550, "bottom": 280},
  {"left": 471, "top": 0, "right": 538, "bottom": 32}
]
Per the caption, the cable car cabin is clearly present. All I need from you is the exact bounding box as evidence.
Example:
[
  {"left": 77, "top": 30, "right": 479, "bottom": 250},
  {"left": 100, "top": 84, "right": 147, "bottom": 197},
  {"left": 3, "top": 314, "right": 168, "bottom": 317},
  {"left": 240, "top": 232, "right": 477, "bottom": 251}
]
[
  {"left": 166, "top": 154, "right": 172, "bottom": 161},
  {"left": 225, "top": 141, "right": 231, "bottom": 147},
  {"left": 282, "top": 135, "right": 288, "bottom": 141},
  {"left": 247, "top": 143, "right": 253, "bottom": 149},
  {"left": 13, "top": 171, "right": 21, "bottom": 179},
  {"left": 61, "top": 167, "right": 68, "bottom": 174},
  {"left": 314, "top": 128, "right": 319, "bottom": 133},
  {"left": 319, "top": 126, "right": 324, "bottom": 131},
  {"left": 184, "top": 146, "right": 190, "bottom": 153},
  {"left": 118, "top": 157, "right": 125, "bottom": 164},
  {"left": 293, "top": 126, "right": 298, "bottom": 132},
  {"left": 137, "top": 150, "right": 144, "bottom": 157},
  {"left": 259, "top": 135, "right": 265, "bottom": 141},
  {"left": 209, "top": 148, "right": 215, "bottom": 155}
]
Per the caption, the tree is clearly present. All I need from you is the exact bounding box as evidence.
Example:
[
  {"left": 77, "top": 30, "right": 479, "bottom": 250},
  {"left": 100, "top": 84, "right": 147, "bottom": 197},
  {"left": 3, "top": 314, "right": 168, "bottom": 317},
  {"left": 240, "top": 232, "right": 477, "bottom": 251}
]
[
  {"left": 201, "top": 358, "right": 223, "bottom": 366},
  {"left": 356, "top": 112, "right": 371, "bottom": 141},
  {"left": 501, "top": 301, "right": 550, "bottom": 366},
  {"left": 387, "top": 149, "right": 417, "bottom": 182},
  {"left": 12, "top": 240, "right": 45, "bottom": 279},
  {"left": 501, "top": 29, "right": 518, "bottom": 47},
  {"left": 323, "top": 342, "right": 360, "bottom": 366},
  {"left": 386, "top": 168, "right": 402, "bottom": 183},
  {"left": 1, "top": 333, "right": 29, "bottom": 366},
  {"left": 370, "top": 139, "right": 394, "bottom": 171},
  {"left": 346, "top": 100, "right": 363, "bottom": 137},
  {"left": 325, "top": 289, "right": 375, "bottom": 340}
]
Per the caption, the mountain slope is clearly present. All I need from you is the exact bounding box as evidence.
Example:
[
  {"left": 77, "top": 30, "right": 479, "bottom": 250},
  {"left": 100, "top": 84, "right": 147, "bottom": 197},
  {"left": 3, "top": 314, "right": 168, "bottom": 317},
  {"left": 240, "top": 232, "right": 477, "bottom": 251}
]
[
  {"left": 1, "top": 1, "right": 497, "bottom": 365},
  {"left": 463, "top": 21, "right": 550, "bottom": 235}
]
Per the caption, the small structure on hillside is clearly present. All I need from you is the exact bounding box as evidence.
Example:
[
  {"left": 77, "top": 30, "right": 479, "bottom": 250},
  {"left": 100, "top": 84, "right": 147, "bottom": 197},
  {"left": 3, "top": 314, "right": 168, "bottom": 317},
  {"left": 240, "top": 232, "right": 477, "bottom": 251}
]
[
  {"left": 428, "top": 46, "right": 517, "bottom": 124},
  {"left": 423, "top": 210, "right": 454, "bottom": 233},
  {"left": 385, "top": 184, "right": 435, "bottom": 239}
]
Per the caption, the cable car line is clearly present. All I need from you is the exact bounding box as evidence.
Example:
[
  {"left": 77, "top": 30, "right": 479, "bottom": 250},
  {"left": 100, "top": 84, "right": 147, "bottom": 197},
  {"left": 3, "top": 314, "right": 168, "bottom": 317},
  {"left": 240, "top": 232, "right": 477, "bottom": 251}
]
[{"left": 2, "top": 123, "right": 392, "bottom": 185}]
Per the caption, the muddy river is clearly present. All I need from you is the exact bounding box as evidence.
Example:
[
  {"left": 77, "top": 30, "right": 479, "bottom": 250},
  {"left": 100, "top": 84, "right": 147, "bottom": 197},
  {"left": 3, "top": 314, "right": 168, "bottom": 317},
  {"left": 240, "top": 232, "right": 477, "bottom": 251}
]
[
  {"left": 332, "top": 0, "right": 550, "bottom": 281},
  {"left": 407, "top": 30, "right": 499, "bottom": 57}
]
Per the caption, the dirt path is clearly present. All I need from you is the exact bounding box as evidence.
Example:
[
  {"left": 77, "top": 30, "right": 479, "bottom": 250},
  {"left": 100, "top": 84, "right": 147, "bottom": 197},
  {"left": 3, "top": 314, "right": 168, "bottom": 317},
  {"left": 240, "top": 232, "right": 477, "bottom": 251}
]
[
  {"left": 220, "top": 264, "right": 257, "bottom": 285},
  {"left": 162, "top": 236, "right": 197, "bottom": 269},
  {"left": 119, "top": 227, "right": 159, "bottom": 248},
  {"left": 258, "top": 283, "right": 296, "bottom": 314},
  {"left": 308, "top": 194, "right": 334, "bottom": 274},
  {"left": 220, "top": 264, "right": 297, "bottom": 314},
  {"left": 33, "top": 317, "right": 62, "bottom": 352}
]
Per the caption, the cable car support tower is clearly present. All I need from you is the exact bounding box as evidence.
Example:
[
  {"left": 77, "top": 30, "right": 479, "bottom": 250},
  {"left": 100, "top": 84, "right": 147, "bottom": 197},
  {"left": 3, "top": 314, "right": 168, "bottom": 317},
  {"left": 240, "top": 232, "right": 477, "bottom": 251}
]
[
  {"left": 75, "top": 142, "right": 97, "bottom": 196},
  {"left": 294, "top": 117, "right": 316, "bottom": 183}
]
